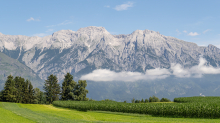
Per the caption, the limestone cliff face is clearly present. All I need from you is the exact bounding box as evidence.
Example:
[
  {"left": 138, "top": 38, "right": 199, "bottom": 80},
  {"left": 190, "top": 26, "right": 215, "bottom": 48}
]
[{"left": 0, "top": 26, "right": 220, "bottom": 81}]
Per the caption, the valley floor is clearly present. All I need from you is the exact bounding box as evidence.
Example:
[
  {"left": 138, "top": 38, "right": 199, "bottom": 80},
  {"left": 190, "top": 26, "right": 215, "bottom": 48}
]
[{"left": 0, "top": 102, "right": 220, "bottom": 123}]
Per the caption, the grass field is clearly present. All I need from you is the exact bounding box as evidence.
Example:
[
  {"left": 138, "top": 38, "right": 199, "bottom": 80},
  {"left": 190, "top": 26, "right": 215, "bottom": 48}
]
[
  {"left": 1, "top": 102, "right": 220, "bottom": 122},
  {"left": 53, "top": 97, "right": 220, "bottom": 118}
]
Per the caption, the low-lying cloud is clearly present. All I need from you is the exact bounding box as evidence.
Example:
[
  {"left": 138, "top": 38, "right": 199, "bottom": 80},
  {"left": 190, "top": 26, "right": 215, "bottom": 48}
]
[{"left": 80, "top": 57, "right": 220, "bottom": 82}]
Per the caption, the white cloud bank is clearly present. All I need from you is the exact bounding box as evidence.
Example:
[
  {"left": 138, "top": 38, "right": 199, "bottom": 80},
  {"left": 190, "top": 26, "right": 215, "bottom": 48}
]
[
  {"left": 114, "top": 2, "right": 134, "bottom": 11},
  {"left": 80, "top": 57, "right": 220, "bottom": 82}
]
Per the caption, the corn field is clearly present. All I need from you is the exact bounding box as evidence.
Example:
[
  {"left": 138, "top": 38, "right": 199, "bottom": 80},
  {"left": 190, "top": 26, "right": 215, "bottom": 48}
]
[{"left": 53, "top": 97, "right": 220, "bottom": 118}]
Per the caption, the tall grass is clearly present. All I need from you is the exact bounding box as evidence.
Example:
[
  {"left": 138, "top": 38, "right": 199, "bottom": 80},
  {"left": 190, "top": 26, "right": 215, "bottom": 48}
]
[{"left": 53, "top": 97, "right": 220, "bottom": 118}]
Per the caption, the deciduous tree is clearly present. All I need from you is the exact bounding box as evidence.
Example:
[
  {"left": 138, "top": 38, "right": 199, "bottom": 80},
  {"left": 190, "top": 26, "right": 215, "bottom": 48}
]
[{"left": 74, "top": 80, "right": 88, "bottom": 101}]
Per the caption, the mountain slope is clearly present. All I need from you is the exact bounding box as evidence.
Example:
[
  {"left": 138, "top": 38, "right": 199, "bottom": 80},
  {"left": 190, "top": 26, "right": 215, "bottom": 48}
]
[
  {"left": 0, "top": 52, "right": 44, "bottom": 90},
  {"left": 86, "top": 74, "right": 220, "bottom": 102}
]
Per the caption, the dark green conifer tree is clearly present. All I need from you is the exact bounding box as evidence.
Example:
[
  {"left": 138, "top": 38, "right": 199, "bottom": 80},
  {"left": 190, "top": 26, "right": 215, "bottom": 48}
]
[
  {"left": 33, "top": 88, "right": 41, "bottom": 104},
  {"left": 141, "top": 98, "right": 144, "bottom": 103},
  {"left": 28, "top": 82, "right": 35, "bottom": 104},
  {"left": 3, "top": 75, "right": 16, "bottom": 102},
  {"left": 0, "top": 90, "right": 3, "bottom": 101},
  {"left": 44, "top": 74, "right": 61, "bottom": 104},
  {"left": 22, "top": 80, "right": 29, "bottom": 103},
  {"left": 39, "top": 91, "right": 46, "bottom": 104},
  {"left": 61, "top": 73, "right": 77, "bottom": 100},
  {"left": 14, "top": 76, "right": 25, "bottom": 103}
]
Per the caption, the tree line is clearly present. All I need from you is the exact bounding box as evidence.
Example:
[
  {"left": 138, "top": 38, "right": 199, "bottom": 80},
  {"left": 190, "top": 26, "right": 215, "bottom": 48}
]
[
  {"left": 131, "top": 96, "right": 171, "bottom": 103},
  {"left": 0, "top": 73, "right": 88, "bottom": 104}
]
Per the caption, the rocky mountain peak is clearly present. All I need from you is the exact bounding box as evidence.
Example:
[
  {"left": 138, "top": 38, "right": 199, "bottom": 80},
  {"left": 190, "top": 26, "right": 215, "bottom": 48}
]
[
  {"left": 208, "top": 44, "right": 217, "bottom": 49},
  {"left": 131, "top": 29, "right": 160, "bottom": 35},
  {"left": 205, "top": 44, "right": 220, "bottom": 55},
  {"left": 52, "top": 30, "right": 75, "bottom": 37}
]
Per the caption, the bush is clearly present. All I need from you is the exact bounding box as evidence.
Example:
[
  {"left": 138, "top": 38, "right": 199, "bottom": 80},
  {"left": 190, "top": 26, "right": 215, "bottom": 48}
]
[
  {"left": 160, "top": 98, "right": 171, "bottom": 102},
  {"left": 149, "top": 95, "right": 160, "bottom": 102},
  {"left": 144, "top": 99, "right": 149, "bottom": 103},
  {"left": 89, "top": 98, "right": 95, "bottom": 101},
  {"left": 135, "top": 100, "right": 140, "bottom": 103}
]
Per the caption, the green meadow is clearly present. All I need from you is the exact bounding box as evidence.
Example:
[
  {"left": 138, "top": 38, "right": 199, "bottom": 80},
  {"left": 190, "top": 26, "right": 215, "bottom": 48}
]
[{"left": 1, "top": 102, "right": 220, "bottom": 123}]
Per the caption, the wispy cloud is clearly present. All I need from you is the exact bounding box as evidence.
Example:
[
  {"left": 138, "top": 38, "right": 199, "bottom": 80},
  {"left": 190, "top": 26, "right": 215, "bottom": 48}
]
[
  {"left": 46, "top": 29, "right": 54, "bottom": 32},
  {"left": 27, "top": 17, "right": 40, "bottom": 22},
  {"left": 114, "top": 2, "right": 134, "bottom": 11},
  {"left": 46, "top": 20, "right": 72, "bottom": 28},
  {"left": 188, "top": 32, "right": 199, "bottom": 36},
  {"left": 80, "top": 57, "right": 220, "bottom": 82},
  {"left": 32, "top": 29, "right": 53, "bottom": 37},
  {"left": 183, "top": 30, "right": 187, "bottom": 33},
  {"left": 32, "top": 33, "right": 47, "bottom": 37},
  {"left": 104, "top": 5, "right": 110, "bottom": 8},
  {"left": 176, "top": 29, "right": 181, "bottom": 35},
  {"left": 203, "top": 29, "right": 211, "bottom": 34}
]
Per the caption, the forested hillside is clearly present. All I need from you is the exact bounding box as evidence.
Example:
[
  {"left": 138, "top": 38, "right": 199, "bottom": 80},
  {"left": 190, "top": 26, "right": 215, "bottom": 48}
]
[{"left": 0, "top": 52, "right": 43, "bottom": 90}]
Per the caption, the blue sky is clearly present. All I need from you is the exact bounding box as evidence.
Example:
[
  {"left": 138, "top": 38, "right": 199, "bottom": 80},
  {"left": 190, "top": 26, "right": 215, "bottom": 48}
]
[{"left": 1, "top": 0, "right": 220, "bottom": 47}]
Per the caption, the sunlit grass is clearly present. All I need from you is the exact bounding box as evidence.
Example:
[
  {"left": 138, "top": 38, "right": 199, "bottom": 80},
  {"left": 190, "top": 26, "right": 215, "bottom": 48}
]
[{"left": 1, "top": 102, "right": 220, "bottom": 123}]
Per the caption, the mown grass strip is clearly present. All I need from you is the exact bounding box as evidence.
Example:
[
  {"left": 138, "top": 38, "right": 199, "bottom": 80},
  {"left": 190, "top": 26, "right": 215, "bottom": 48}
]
[
  {"left": 0, "top": 102, "right": 87, "bottom": 123},
  {"left": 0, "top": 103, "right": 35, "bottom": 123}
]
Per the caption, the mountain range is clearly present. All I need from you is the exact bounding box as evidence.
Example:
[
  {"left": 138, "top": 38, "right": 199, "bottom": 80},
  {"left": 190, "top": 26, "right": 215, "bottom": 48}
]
[{"left": 0, "top": 26, "right": 220, "bottom": 101}]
